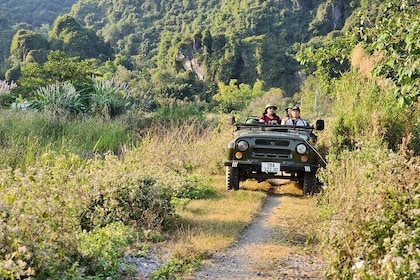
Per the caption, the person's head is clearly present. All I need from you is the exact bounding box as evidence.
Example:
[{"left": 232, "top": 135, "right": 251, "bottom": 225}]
[
  {"left": 264, "top": 104, "right": 278, "bottom": 115},
  {"left": 285, "top": 103, "right": 294, "bottom": 117},
  {"left": 291, "top": 105, "right": 301, "bottom": 118}
]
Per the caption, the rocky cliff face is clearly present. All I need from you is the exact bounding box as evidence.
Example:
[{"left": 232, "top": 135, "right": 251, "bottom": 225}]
[{"left": 176, "top": 49, "right": 205, "bottom": 81}]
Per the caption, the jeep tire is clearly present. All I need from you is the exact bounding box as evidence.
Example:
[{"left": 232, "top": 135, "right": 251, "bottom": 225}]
[
  {"left": 226, "top": 166, "right": 240, "bottom": 191},
  {"left": 303, "top": 172, "right": 317, "bottom": 196}
]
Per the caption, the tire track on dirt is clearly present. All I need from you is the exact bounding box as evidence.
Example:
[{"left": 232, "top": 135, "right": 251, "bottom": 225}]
[{"left": 188, "top": 188, "right": 325, "bottom": 280}]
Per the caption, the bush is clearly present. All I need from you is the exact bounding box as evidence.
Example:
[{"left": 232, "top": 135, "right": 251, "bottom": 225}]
[
  {"left": 80, "top": 176, "right": 174, "bottom": 232},
  {"left": 75, "top": 222, "right": 136, "bottom": 278},
  {"left": 30, "top": 81, "right": 86, "bottom": 119},
  {"left": 0, "top": 150, "right": 176, "bottom": 279},
  {"left": 318, "top": 143, "right": 420, "bottom": 279}
]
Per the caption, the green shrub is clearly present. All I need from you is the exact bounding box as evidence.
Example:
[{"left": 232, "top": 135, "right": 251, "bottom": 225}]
[
  {"left": 30, "top": 81, "right": 86, "bottom": 119},
  {"left": 171, "top": 175, "right": 217, "bottom": 200},
  {"left": 80, "top": 176, "right": 174, "bottom": 232},
  {"left": 75, "top": 222, "right": 136, "bottom": 278}
]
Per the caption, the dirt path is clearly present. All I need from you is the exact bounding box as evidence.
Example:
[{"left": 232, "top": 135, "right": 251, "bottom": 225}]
[
  {"left": 187, "top": 185, "right": 325, "bottom": 279},
  {"left": 129, "top": 182, "right": 326, "bottom": 279}
]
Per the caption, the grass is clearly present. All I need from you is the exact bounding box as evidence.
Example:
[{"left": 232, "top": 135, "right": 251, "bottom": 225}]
[
  {"left": 148, "top": 175, "right": 267, "bottom": 279},
  {"left": 0, "top": 110, "right": 135, "bottom": 169},
  {"left": 172, "top": 175, "right": 266, "bottom": 253},
  {"left": 151, "top": 177, "right": 326, "bottom": 279}
]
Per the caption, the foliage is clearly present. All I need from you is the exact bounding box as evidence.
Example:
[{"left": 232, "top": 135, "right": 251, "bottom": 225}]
[
  {"left": 90, "top": 78, "right": 131, "bottom": 119},
  {"left": 171, "top": 175, "right": 217, "bottom": 201},
  {"left": 17, "top": 51, "right": 99, "bottom": 98},
  {"left": 0, "top": 80, "right": 17, "bottom": 108},
  {"left": 150, "top": 251, "right": 206, "bottom": 280},
  {"left": 296, "top": 32, "right": 357, "bottom": 95},
  {"left": 213, "top": 79, "right": 265, "bottom": 113},
  {"left": 152, "top": 98, "right": 205, "bottom": 124},
  {"left": 358, "top": 0, "right": 420, "bottom": 105},
  {"left": 9, "top": 29, "right": 49, "bottom": 65},
  {"left": 49, "top": 15, "right": 113, "bottom": 61},
  {"left": 0, "top": 140, "right": 215, "bottom": 278},
  {"left": 0, "top": 0, "right": 75, "bottom": 28},
  {"left": 329, "top": 70, "right": 412, "bottom": 154},
  {"left": 318, "top": 144, "right": 420, "bottom": 279},
  {"left": 76, "top": 222, "right": 136, "bottom": 278},
  {"left": 30, "top": 81, "right": 85, "bottom": 119},
  {"left": 91, "top": 78, "right": 155, "bottom": 119}
]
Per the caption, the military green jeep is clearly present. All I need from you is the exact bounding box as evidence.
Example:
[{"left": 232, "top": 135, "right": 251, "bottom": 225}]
[{"left": 224, "top": 116, "right": 326, "bottom": 195}]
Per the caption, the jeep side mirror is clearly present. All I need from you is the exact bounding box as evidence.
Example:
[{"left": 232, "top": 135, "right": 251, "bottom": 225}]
[
  {"left": 228, "top": 115, "right": 236, "bottom": 125},
  {"left": 315, "top": 119, "right": 325, "bottom": 130}
]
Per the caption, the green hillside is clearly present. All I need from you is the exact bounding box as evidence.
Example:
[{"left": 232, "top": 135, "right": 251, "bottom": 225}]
[
  {"left": 1, "top": 0, "right": 360, "bottom": 96},
  {"left": 0, "top": 0, "right": 77, "bottom": 75},
  {"left": 69, "top": 0, "right": 358, "bottom": 94}
]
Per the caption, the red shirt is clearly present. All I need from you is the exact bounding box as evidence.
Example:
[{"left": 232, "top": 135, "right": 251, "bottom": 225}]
[{"left": 259, "top": 114, "right": 281, "bottom": 124}]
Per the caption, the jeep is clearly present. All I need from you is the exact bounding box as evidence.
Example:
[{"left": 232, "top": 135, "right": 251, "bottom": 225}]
[{"left": 224, "top": 116, "right": 326, "bottom": 195}]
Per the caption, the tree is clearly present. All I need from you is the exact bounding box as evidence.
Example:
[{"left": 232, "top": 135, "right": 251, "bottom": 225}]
[
  {"left": 50, "top": 15, "right": 113, "bottom": 61},
  {"left": 361, "top": 0, "right": 420, "bottom": 106},
  {"left": 9, "top": 29, "right": 49, "bottom": 65},
  {"left": 17, "top": 51, "right": 99, "bottom": 98}
]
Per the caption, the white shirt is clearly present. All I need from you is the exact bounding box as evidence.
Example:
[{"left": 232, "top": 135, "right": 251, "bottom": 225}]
[{"left": 285, "top": 118, "right": 307, "bottom": 126}]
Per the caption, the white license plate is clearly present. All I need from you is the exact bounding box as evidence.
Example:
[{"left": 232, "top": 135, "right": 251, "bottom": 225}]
[{"left": 261, "top": 162, "right": 280, "bottom": 173}]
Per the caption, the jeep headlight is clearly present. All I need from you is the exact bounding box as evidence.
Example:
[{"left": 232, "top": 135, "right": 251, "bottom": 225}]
[
  {"left": 236, "top": 140, "right": 249, "bottom": 151},
  {"left": 296, "top": 143, "right": 307, "bottom": 154}
]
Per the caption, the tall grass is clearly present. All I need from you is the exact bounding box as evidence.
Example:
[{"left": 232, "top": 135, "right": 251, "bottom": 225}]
[
  {"left": 0, "top": 110, "right": 234, "bottom": 279},
  {"left": 314, "top": 67, "right": 420, "bottom": 279},
  {"left": 0, "top": 110, "right": 135, "bottom": 169},
  {"left": 318, "top": 143, "right": 419, "bottom": 279}
]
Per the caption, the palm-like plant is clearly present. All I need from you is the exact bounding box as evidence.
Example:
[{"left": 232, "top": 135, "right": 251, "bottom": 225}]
[
  {"left": 90, "top": 78, "right": 154, "bottom": 119},
  {"left": 30, "top": 81, "right": 85, "bottom": 119}
]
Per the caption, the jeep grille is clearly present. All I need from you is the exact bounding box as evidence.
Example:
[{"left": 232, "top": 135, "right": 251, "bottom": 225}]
[
  {"left": 253, "top": 148, "right": 291, "bottom": 159},
  {"left": 255, "top": 139, "right": 290, "bottom": 146}
]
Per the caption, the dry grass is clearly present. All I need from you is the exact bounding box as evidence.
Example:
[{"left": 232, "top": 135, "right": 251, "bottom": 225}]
[
  {"left": 137, "top": 120, "right": 231, "bottom": 175},
  {"left": 166, "top": 175, "right": 266, "bottom": 255}
]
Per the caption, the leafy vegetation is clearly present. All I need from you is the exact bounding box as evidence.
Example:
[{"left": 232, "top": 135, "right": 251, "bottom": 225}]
[
  {"left": 0, "top": 0, "right": 419, "bottom": 279},
  {"left": 1, "top": 0, "right": 360, "bottom": 98},
  {"left": 360, "top": 0, "right": 420, "bottom": 105}
]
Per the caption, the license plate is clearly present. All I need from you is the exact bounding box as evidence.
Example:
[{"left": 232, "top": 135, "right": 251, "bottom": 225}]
[{"left": 261, "top": 162, "right": 280, "bottom": 173}]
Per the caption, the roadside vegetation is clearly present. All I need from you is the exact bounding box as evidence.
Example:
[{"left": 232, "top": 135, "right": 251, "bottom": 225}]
[{"left": 0, "top": 0, "right": 419, "bottom": 279}]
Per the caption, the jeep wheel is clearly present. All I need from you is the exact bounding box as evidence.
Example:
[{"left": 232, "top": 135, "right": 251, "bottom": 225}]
[
  {"left": 303, "top": 172, "right": 317, "bottom": 196},
  {"left": 226, "top": 166, "right": 240, "bottom": 190}
]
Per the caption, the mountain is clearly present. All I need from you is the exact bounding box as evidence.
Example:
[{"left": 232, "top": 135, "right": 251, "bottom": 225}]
[
  {"left": 1, "top": 0, "right": 360, "bottom": 96},
  {"left": 0, "top": 0, "right": 77, "bottom": 75},
  {"left": 0, "top": 0, "right": 76, "bottom": 27}
]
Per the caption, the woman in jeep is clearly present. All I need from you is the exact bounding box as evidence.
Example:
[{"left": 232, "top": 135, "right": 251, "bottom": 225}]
[{"left": 259, "top": 104, "right": 281, "bottom": 124}]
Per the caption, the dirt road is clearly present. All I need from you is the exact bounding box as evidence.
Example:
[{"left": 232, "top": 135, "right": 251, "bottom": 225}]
[
  {"left": 130, "top": 182, "right": 325, "bottom": 279},
  {"left": 188, "top": 182, "right": 325, "bottom": 279}
]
